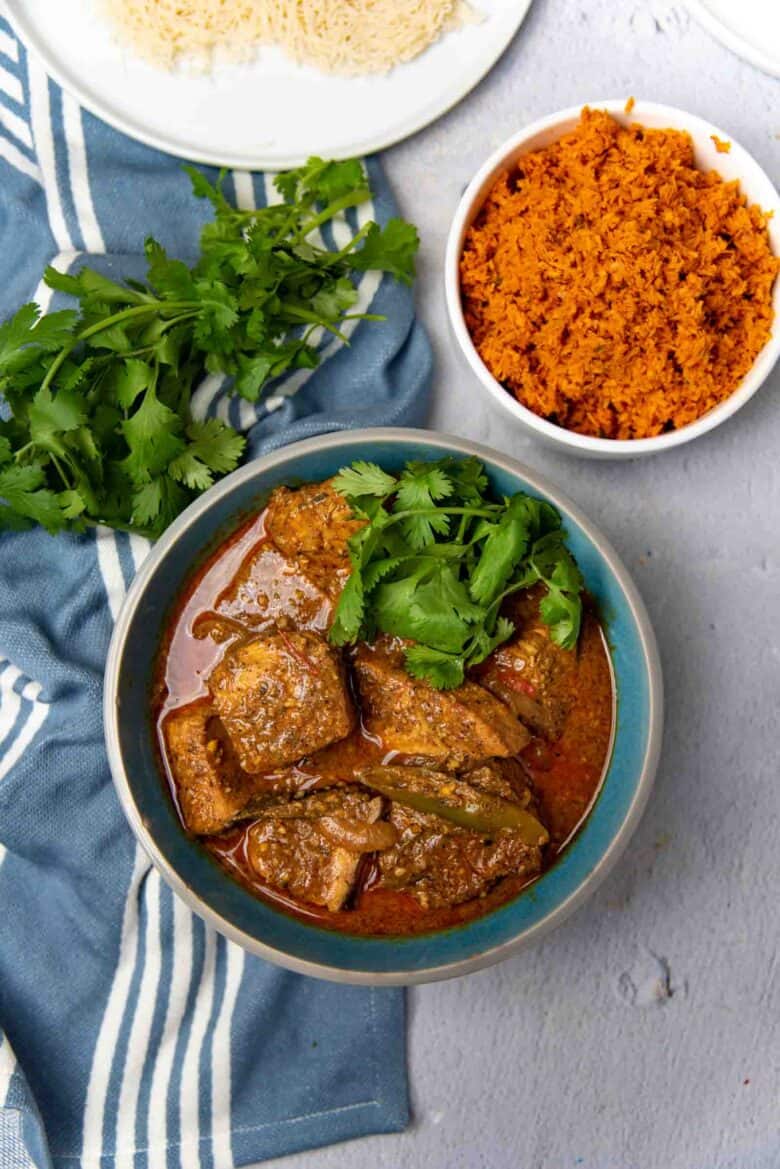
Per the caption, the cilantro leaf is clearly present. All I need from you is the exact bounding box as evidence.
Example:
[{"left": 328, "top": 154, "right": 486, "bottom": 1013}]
[
  {"left": 539, "top": 587, "right": 582, "bottom": 649},
  {"left": 332, "top": 462, "right": 397, "bottom": 500},
  {"left": 183, "top": 165, "right": 233, "bottom": 214},
  {"left": 329, "top": 456, "right": 585, "bottom": 689},
  {"left": 404, "top": 645, "right": 465, "bottom": 690},
  {"left": 0, "top": 463, "right": 66, "bottom": 533},
  {"left": 131, "top": 477, "right": 166, "bottom": 526},
  {"left": 373, "top": 566, "right": 474, "bottom": 654},
  {"left": 56, "top": 357, "right": 95, "bottom": 393},
  {"left": 28, "top": 386, "right": 87, "bottom": 442},
  {"left": 362, "top": 555, "right": 402, "bottom": 594},
  {"left": 58, "top": 488, "right": 87, "bottom": 519},
  {"left": 71, "top": 269, "right": 144, "bottom": 307},
  {"left": 530, "top": 534, "right": 584, "bottom": 649},
  {"left": 469, "top": 495, "right": 544, "bottom": 606},
  {"left": 0, "top": 304, "right": 77, "bottom": 372},
  {"left": 329, "top": 571, "right": 365, "bottom": 646},
  {"left": 275, "top": 157, "right": 367, "bottom": 206},
  {"left": 121, "top": 389, "right": 184, "bottom": 482},
  {"left": 352, "top": 219, "right": 420, "bottom": 284},
  {"left": 444, "top": 455, "right": 489, "bottom": 502},
  {"left": 87, "top": 322, "right": 132, "bottom": 353},
  {"left": 168, "top": 419, "right": 244, "bottom": 491},
  {"left": 234, "top": 353, "right": 276, "bottom": 402},
  {"left": 465, "top": 615, "right": 516, "bottom": 667},
  {"left": 396, "top": 461, "right": 454, "bottom": 549},
  {"left": 0, "top": 505, "right": 34, "bottom": 532},
  {"left": 167, "top": 449, "right": 214, "bottom": 492},
  {"left": 184, "top": 419, "right": 245, "bottom": 475},
  {"left": 396, "top": 462, "right": 452, "bottom": 506},
  {"left": 43, "top": 267, "right": 83, "bottom": 296},
  {"left": 311, "top": 277, "right": 358, "bottom": 319},
  {"left": 131, "top": 475, "right": 190, "bottom": 535},
  {"left": 145, "top": 238, "right": 198, "bottom": 301},
  {"left": 113, "top": 358, "right": 153, "bottom": 410}
]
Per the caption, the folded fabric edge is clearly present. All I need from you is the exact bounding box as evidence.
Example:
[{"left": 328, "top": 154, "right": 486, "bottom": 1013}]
[
  {"left": 45, "top": 1098, "right": 409, "bottom": 1169},
  {"left": 232, "top": 1093, "right": 409, "bottom": 1167},
  {"left": 231, "top": 987, "right": 409, "bottom": 1167}
]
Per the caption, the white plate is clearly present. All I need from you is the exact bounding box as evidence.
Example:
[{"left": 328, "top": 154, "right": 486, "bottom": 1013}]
[
  {"left": 8, "top": 0, "right": 532, "bottom": 168},
  {"left": 685, "top": 0, "right": 780, "bottom": 78}
]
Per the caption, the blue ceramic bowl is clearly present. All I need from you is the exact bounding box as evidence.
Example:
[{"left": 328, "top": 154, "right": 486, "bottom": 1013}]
[{"left": 104, "top": 429, "right": 663, "bottom": 985}]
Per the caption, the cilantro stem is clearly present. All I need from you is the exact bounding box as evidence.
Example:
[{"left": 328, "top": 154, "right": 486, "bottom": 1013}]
[
  {"left": 39, "top": 301, "right": 199, "bottom": 395},
  {"left": 80, "top": 516, "right": 156, "bottom": 538},
  {"left": 483, "top": 575, "right": 540, "bottom": 624},
  {"left": 333, "top": 221, "right": 373, "bottom": 258},
  {"left": 281, "top": 305, "right": 349, "bottom": 343},
  {"left": 297, "top": 188, "right": 371, "bottom": 239},
  {"left": 49, "top": 452, "right": 71, "bottom": 490},
  {"left": 381, "top": 506, "right": 498, "bottom": 529}
]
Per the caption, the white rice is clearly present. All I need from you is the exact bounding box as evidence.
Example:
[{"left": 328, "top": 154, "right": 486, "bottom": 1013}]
[{"left": 99, "top": 0, "right": 474, "bottom": 76}]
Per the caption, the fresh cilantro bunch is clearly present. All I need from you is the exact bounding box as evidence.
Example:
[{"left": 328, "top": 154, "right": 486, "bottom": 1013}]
[
  {"left": 0, "top": 291, "right": 246, "bottom": 537},
  {"left": 0, "top": 158, "right": 419, "bottom": 538},
  {"left": 181, "top": 157, "right": 419, "bottom": 399},
  {"left": 329, "top": 457, "right": 584, "bottom": 689}
]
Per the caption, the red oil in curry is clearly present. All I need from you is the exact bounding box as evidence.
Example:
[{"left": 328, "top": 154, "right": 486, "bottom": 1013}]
[{"left": 154, "top": 505, "right": 615, "bottom": 938}]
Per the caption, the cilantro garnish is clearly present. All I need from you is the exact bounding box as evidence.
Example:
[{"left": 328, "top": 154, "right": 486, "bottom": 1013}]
[
  {"left": 0, "top": 159, "right": 419, "bottom": 538},
  {"left": 330, "top": 457, "right": 584, "bottom": 689}
]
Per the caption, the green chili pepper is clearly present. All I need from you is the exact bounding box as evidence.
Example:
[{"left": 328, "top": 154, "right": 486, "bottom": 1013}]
[{"left": 359, "top": 767, "right": 549, "bottom": 847}]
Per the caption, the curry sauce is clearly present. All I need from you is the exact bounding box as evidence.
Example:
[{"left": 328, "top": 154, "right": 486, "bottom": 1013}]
[{"left": 154, "top": 479, "right": 615, "bottom": 937}]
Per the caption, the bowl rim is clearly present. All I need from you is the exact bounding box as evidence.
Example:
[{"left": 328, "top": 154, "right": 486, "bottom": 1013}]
[
  {"left": 104, "top": 427, "right": 664, "bottom": 985},
  {"left": 444, "top": 97, "right": 780, "bottom": 458}
]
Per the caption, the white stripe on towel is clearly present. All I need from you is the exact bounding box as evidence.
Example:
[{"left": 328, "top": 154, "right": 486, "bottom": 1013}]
[
  {"left": 211, "top": 942, "right": 245, "bottom": 1169},
  {"left": 0, "top": 135, "right": 41, "bottom": 183},
  {"left": 95, "top": 526, "right": 127, "bottom": 623},
  {"left": 179, "top": 927, "right": 218, "bottom": 1168},
  {"left": 146, "top": 894, "right": 194, "bottom": 1161},
  {"left": 0, "top": 101, "right": 32, "bottom": 150},
  {"left": 191, "top": 372, "right": 228, "bottom": 423},
  {"left": 27, "top": 57, "right": 72, "bottom": 250},
  {"left": 113, "top": 869, "right": 163, "bottom": 1167},
  {"left": 0, "top": 1033, "right": 18, "bottom": 1102},
  {"left": 128, "top": 535, "right": 151, "bottom": 573},
  {"left": 81, "top": 846, "right": 151, "bottom": 1169},
  {"left": 0, "top": 678, "right": 50, "bottom": 783},
  {"left": 62, "top": 92, "right": 105, "bottom": 252},
  {"left": 0, "top": 663, "right": 22, "bottom": 745},
  {"left": 232, "top": 169, "right": 254, "bottom": 211},
  {"left": 0, "top": 26, "right": 19, "bottom": 62},
  {"left": 0, "top": 62, "right": 23, "bottom": 105}
]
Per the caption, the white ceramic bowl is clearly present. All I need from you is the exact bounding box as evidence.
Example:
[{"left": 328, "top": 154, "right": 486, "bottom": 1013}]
[{"left": 445, "top": 99, "right": 780, "bottom": 459}]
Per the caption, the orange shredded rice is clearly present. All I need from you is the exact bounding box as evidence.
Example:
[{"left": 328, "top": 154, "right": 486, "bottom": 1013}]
[
  {"left": 459, "top": 108, "right": 778, "bottom": 440},
  {"left": 711, "top": 134, "right": 731, "bottom": 153}
]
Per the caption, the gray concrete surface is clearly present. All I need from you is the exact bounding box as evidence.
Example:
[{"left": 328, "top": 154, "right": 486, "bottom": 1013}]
[{"left": 262, "top": 3, "right": 780, "bottom": 1165}]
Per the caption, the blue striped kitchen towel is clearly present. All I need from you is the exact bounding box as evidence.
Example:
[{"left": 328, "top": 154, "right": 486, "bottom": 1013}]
[{"left": 0, "top": 16, "right": 431, "bottom": 1169}]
